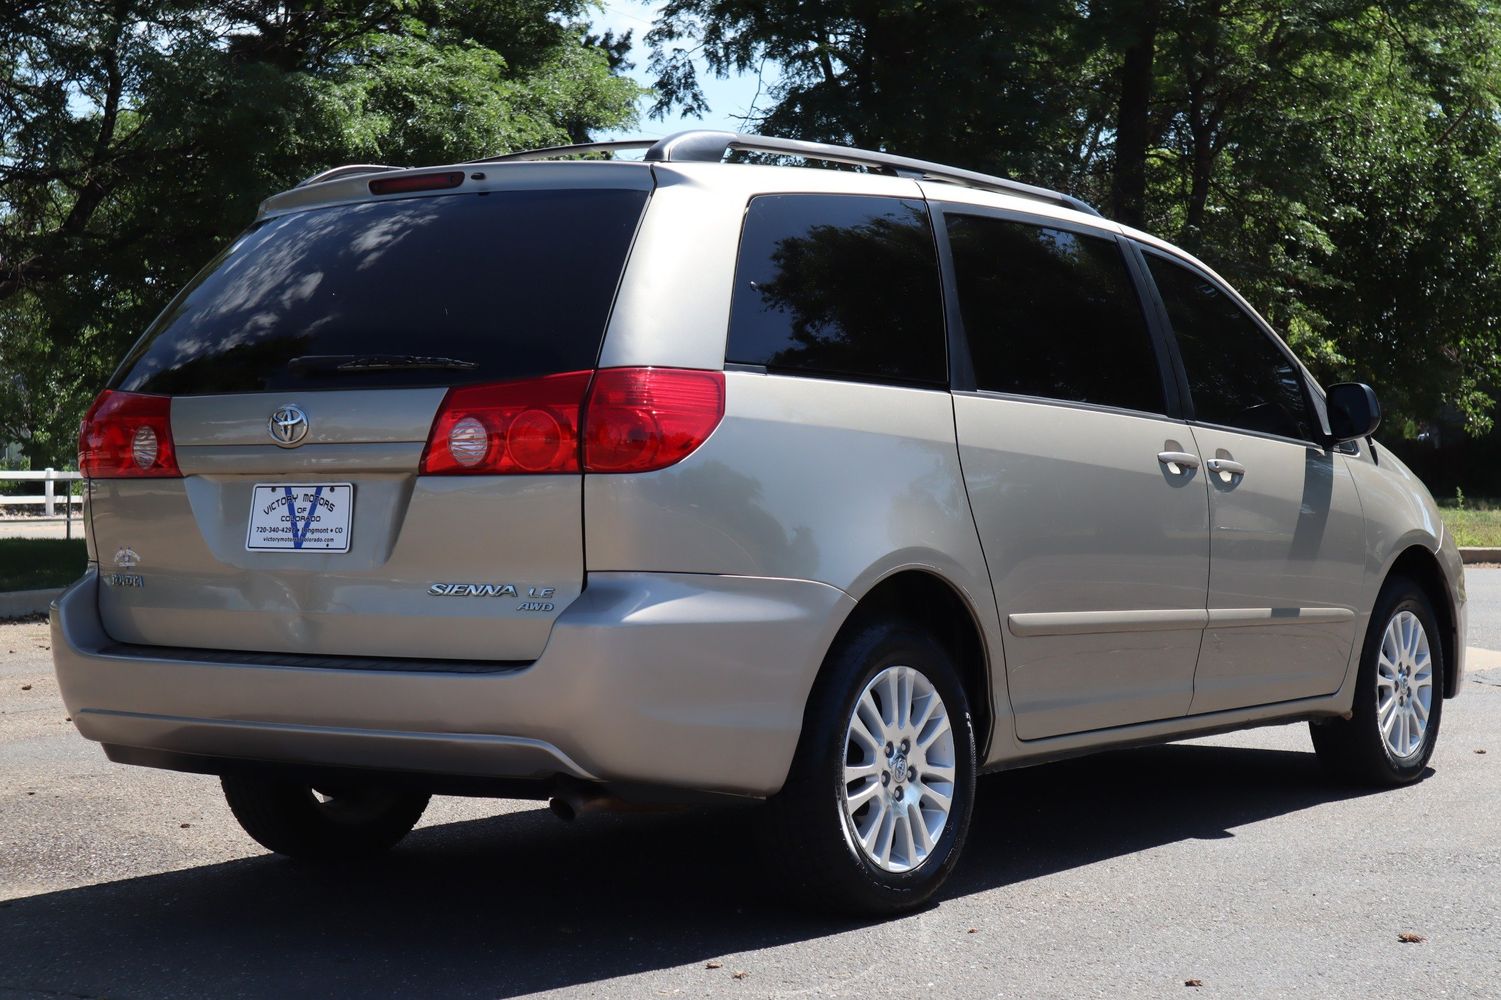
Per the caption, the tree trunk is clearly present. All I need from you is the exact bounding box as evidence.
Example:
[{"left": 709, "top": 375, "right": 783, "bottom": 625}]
[
  {"left": 1186, "top": 107, "right": 1219, "bottom": 232},
  {"left": 1182, "top": 0, "right": 1222, "bottom": 234},
  {"left": 1110, "top": 0, "right": 1159, "bottom": 228}
]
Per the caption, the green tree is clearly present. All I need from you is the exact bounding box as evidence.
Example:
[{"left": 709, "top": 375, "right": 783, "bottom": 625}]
[
  {"left": 648, "top": 0, "right": 1501, "bottom": 434},
  {"left": 0, "top": 0, "right": 641, "bottom": 467}
]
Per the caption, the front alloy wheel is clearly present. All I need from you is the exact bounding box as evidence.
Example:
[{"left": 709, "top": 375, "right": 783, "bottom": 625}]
[
  {"left": 1310, "top": 575, "right": 1444, "bottom": 785},
  {"left": 1374, "top": 610, "right": 1435, "bottom": 761}
]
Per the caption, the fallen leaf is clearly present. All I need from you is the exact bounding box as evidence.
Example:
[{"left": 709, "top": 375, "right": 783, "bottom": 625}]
[
  {"left": 967, "top": 927, "right": 978, "bottom": 934},
  {"left": 1398, "top": 932, "right": 1426, "bottom": 944},
  {"left": 705, "top": 961, "right": 723, "bottom": 970},
  {"left": 1185, "top": 980, "right": 1204, "bottom": 988},
  {"left": 20, "top": 684, "right": 31, "bottom": 691},
  {"left": 732, "top": 971, "right": 748, "bottom": 980}
]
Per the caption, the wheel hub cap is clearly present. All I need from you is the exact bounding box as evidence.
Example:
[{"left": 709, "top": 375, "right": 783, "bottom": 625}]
[
  {"left": 841, "top": 664, "right": 957, "bottom": 874},
  {"left": 1376, "top": 610, "right": 1433, "bottom": 761}
]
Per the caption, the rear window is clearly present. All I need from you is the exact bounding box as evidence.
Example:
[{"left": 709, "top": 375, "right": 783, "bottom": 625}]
[
  {"left": 726, "top": 194, "right": 946, "bottom": 387},
  {"left": 112, "top": 189, "right": 649, "bottom": 394}
]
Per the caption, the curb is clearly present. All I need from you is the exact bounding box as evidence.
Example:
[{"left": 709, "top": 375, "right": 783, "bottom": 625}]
[
  {"left": 0, "top": 588, "right": 61, "bottom": 619},
  {"left": 1460, "top": 548, "right": 1501, "bottom": 565}
]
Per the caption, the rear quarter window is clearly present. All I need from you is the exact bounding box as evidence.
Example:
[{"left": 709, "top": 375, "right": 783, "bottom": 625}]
[
  {"left": 112, "top": 188, "right": 649, "bottom": 394},
  {"left": 726, "top": 194, "right": 946, "bottom": 387}
]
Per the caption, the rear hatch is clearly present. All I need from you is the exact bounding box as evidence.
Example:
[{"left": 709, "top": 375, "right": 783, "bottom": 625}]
[{"left": 85, "top": 166, "right": 652, "bottom": 661}]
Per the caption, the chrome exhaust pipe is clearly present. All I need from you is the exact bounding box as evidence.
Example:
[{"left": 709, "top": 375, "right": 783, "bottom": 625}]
[{"left": 548, "top": 781, "right": 618, "bottom": 822}]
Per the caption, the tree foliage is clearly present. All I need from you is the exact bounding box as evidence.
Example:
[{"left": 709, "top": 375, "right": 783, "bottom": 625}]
[
  {"left": 0, "top": 0, "right": 640, "bottom": 466},
  {"left": 648, "top": 0, "right": 1501, "bottom": 435}
]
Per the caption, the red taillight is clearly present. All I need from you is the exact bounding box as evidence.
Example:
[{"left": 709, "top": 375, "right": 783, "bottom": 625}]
[
  {"left": 583, "top": 368, "right": 725, "bottom": 473},
  {"left": 78, "top": 390, "right": 181, "bottom": 478},
  {"left": 420, "top": 371, "right": 592, "bottom": 475},
  {"left": 419, "top": 368, "right": 725, "bottom": 476},
  {"left": 368, "top": 171, "right": 465, "bottom": 196}
]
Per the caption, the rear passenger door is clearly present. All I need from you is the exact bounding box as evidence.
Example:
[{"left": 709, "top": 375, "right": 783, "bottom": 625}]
[
  {"left": 941, "top": 209, "right": 1211, "bottom": 740},
  {"left": 1140, "top": 250, "right": 1366, "bottom": 713}
]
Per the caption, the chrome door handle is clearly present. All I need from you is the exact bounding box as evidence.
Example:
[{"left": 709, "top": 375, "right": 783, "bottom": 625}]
[
  {"left": 1157, "top": 451, "right": 1201, "bottom": 471},
  {"left": 1206, "top": 458, "right": 1246, "bottom": 476}
]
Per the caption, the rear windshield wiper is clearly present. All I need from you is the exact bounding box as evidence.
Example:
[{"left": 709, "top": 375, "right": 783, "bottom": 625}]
[{"left": 289, "top": 354, "right": 480, "bottom": 373}]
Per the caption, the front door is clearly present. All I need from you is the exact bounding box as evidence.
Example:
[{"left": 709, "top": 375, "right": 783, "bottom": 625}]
[
  {"left": 941, "top": 209, "right": 1211, "bottom": 740},
  {"left": 1141, "top": 250, "right": 1366, "bottom": 713}
]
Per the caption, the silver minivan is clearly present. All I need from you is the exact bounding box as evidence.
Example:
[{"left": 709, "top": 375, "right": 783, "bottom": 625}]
[{"left": 52, "top": 131, "right": 1467, "bottom": 914}]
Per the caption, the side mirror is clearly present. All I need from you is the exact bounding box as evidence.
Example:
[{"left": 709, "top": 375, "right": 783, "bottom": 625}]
[{"left": 1326, "top": 382, "right": 1381, "bottom": 443}]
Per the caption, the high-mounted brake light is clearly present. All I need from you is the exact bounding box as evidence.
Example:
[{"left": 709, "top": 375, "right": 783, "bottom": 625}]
[
  {"left": 583, "top": 368, "right": 725, "bottom": 473},
  {"left": 368, "top": 171, "right": 465, "bottom": 196},
  {"left": 419, "top": 368, "right": 725, "bottom": 476},
  {"left": 78, "top": 390, "right": 181, "bottom": 478},
  {"left": 420, "top": 371, "right": 592, "bottom": 475}
]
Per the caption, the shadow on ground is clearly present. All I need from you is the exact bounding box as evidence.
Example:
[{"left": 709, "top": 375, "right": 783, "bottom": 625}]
[{"left": 0, "top": 743, "right": 1389, "bottom": 998}]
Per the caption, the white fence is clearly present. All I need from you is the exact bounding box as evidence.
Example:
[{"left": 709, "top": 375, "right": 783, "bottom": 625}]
[
  {"left": 0, "top": 469, "right": 84, "bottom": 516},
  {"left": 1, "top": 469, "right": 85, "bottom": 539}
]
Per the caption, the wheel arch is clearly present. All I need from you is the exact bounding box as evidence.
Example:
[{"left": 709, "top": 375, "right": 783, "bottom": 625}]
[
  {"left": 1385, "top": 544, "right": 1459, "bottom": 698},
  {"left": 819, "top": 569, "right": 996, "bottom": 760}
]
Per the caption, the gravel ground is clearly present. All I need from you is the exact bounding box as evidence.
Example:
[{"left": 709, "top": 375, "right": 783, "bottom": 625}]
[{"left": 2, "top": 604, "right": 1499, "bottom": 999}]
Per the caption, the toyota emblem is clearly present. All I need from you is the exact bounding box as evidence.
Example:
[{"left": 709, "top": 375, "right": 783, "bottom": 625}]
[{"left": 268, "top": 404, "right": 310, "bottom": 447}]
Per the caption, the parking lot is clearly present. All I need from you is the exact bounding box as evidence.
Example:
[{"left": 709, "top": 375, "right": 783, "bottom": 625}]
[{"left": 2, "top": 585, "right": 1499, "bottom": 999}]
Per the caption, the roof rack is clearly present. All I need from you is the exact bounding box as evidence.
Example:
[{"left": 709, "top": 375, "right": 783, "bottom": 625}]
[
  {"left": 473, "top": 130, "right": 1102, "bottom": 217},
  {"left": 468, "top": 139, "right": 659, "bottom": 164},
  {"left": 296, "top": 163, "right": 403, "bottom": 188}
]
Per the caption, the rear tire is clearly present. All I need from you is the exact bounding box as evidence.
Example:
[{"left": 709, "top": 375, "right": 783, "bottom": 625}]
[
  {"left": 763, "top": 619, "right": 977, "bottom": 915},
  {"left": 221, "top": 775, "right": 430, "bottom": 859},
  {"left": 1310, "top": 576, "right": 1444, "bottom": 785}
]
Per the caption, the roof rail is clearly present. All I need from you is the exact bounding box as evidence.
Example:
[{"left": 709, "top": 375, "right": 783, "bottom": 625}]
[
  {"left": 296, "top": 163, "right": 402, "bottom": 188},
  {"left": 467, "top": 139, "right": 659, "bottom": 164},
  {"left": 471, "top": 130, "right": 1102, "bottom": 217}
]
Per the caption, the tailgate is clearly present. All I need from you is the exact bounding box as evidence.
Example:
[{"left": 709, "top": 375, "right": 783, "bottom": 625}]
[
  {"left": 90, "top": 390, "right": 580, "bottom": 661},
  {"left": 87, "top": 172, "right": 651, "bottom": 661}
]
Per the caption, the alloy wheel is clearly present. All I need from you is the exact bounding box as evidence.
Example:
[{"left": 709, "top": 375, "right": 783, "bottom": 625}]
[
  {"left": 1376, "top": 609, "right": 1434, "bottom": 760},
  {"left": 841, "top": 665, "right": 957, "bottom": 873}
]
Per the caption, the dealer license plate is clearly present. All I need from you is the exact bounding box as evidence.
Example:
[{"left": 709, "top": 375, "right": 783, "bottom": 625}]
[{"left": 246, "top": 483, "right": 354, "bottom": 552}]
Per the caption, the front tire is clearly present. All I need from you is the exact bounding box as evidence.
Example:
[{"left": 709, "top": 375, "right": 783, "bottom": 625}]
[
  {"left": 221, "top": 775, "right": 430, "bottom": 859},
  {"left": 763, "top": 620, "right": 977, "bottom": 915},
  {"left": 1310, "top": 576, "right": 1444, "bottom": 785}
]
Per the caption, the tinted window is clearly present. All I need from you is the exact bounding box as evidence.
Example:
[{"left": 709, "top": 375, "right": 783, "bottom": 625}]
[
  {"left": 727, "top": 195, "right": 945, "bottom": 385},
  {"left": 945, "top": 215, "right": 1164, "bottom": 413},
  {"left": 1145, "top": 253, "right": 1315, "bottom": 440},
  {"left": 113, "top": 189, "right": 649, "bottom": 394}
]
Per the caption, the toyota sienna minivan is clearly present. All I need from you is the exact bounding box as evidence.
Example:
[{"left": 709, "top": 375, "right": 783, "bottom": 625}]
[{"left": 52, "top": 131, "right": 1467, "bottom": 914}]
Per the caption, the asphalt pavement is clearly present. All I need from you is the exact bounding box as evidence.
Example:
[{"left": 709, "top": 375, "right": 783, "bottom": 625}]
[
  {"left": 0, "top": 517, "right": 82, "bottom": 540},
  {"left": 2, "top": 576, "right": 1500, "bottom": 1000},
  {"left": 1463, "top": 566, "right": 1501, "bottom": 651}
]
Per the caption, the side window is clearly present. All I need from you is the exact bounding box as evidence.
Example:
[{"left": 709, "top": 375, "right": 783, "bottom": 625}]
[
  {"left": 1144, "top": 253, "right": 1315, "bottom": 441},
  {"left": 944, "top": 214, "right": 1165, "bottom": 413},
  {"left": 727, "top": 195, "right": 946, "bottom": 386}
]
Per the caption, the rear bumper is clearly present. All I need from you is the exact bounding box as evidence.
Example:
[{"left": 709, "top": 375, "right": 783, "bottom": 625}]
[{"left": 52, "top": 568, "right": 853, "bottom": 797}]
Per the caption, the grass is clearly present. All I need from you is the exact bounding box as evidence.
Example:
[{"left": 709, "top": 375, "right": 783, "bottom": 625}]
[
  {"left": 0, "top": 538, "right": 89, "bottom": 592},
  {"left": 1437, "top": 499, "right": 1501, "bottom": 548}
]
